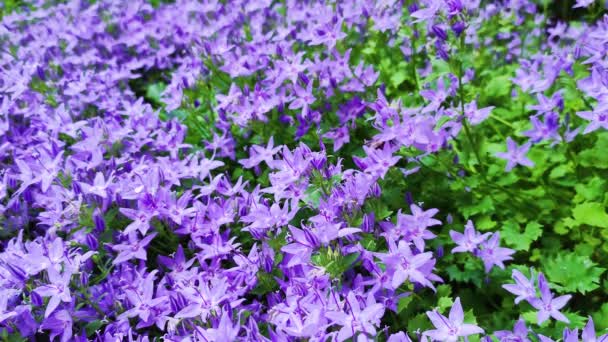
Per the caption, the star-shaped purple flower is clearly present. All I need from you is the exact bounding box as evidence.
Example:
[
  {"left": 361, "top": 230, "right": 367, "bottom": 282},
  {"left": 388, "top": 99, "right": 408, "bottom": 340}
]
[
  {"left": 495, "top": 137, "right": 534, "bottom": 171},
  {"left": 530, "top": 273, "right": 571, "bottom": 324},
  {"left": 424, "top": 297, "right": 484, "bottom": 342}
]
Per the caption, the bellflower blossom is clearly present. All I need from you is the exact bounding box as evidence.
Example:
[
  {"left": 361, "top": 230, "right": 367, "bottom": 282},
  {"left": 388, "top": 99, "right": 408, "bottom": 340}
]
[
  {"left": 495, "top": 137, "right": 535, "bottom": 171},
  {"left": 0, "top": 0, "right": 605, "bottom": 340},
  {"left": 424, "top": 298, "right": 484, "bottom": 342},
  {"left": 530, "top": 273, "right": 571, "bottom": 324}
]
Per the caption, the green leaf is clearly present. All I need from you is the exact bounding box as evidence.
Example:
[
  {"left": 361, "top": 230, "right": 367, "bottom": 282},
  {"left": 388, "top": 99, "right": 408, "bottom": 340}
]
[
  {"left": 251, "top": 271, "right": 279, "bottom": 296},
  {"left": 434, "top": 115, "right": 452, "bottom": 130},
  {"left": 361, "top": 234, "right": 379, "bottom": 252},
  {"left": 390, "top": 69, "right": 408, "bottom": 87},
  {"left": 579, "top": 133, "right": 608, "bottom": 168},
  {"left": 544, "top": 252, "right": 606, "bottom": 294},
  {"left": 475, "top": 215, "right": 497, "bottom": 230},
  {"left": 364, "top": 198, "right": 393, "bottom": 221},
  {"left": 592, "top": 303, "right": 608, "bottom": 330},
  {"left": 502, "top": 220, "right": 542, "bottom": 251},
  {"left": 572, "top": 202, "right": 608, "bottom": 228},
  {"left": 407, "top": 313, "right": 431, "bottom": 334},
  {"left": 574, "top": 177, "right": 606, "bottom": 203},
  {"left": 437, "top": 297, "right": 454, "bottom": 313},
  {"left": 397, "top": 296, "right": 414, "bottom": 314},
  {"left": 464, "top": 309, "right": 478, "bottom": 325},
  {"left": 522, "top": 310, "right": 547, "bottom": 327},
  {"left": 549, "top": 164, "right": 572, "bottom": 179},
  {"left": 436, "top": 284, "right": 452, "bottom": 298},
  {"left": 145, "top": 82, "right": 166, "bottom": 105},
  {"left": 484, "top": 74, "right": 512, "bottom": 98},
  {"left": 445, "top": 261, "right": 484, "bottom": 287},
  {"left": 85, "top": 320, "right": 105, "bottom": 337},
  {"left": 304, "top": 186, "right": 323, "bottom": 208},
  {"left": 460, "top": 196, "right": 495, "bottom": 218}
]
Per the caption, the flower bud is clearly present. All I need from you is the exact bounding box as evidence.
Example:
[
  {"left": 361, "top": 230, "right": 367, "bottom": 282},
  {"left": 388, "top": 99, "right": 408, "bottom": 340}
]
[
  {"left": 432, "top": 25, "right": 448, "bottom": 41},
  {"left": 370, "top": 183, "right": 382, "bottom": 197},
  {"left": 93, "top": 209, "right": 105, "bottom": 233},
  {"left": 86, "top": 233, "right": 99, "bottom": 250},
  {"left": 361, "top": 212, "right": 375, "bottom": 233},
  {"left": 30, "top": 291, "right": 43, "bottom": 306},
  {"left": 452, "top": 21, "right": 465, "bottom": 37},
  {"left": 436, "top": 245, "right": 444, "bottom": 258},
  {"left": 405, "top": 192, "right": 414, "bottom": 206}
]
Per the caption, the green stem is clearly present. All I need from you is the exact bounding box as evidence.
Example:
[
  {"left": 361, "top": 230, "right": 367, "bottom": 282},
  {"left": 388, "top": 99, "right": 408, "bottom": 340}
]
[
  {"left": 490, "top": 113, "right": 514, "bottom": 128},
  {"left": 457, "top": 33, "right": 485, "bottom": 176},
  {"left": 581, "top": 95, "right": 594, "bottom": 111},
  {"left": 410, "top": 24, "right": 420, "bottom": 93},
  {"left": 461, "top": 111, "right": 485, "bottom": 175},
  {"left": 560, "top": 130, "right": 578, "bottom": 169}
]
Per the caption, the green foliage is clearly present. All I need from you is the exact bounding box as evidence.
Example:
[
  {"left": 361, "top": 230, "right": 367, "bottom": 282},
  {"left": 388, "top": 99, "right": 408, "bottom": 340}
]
[
  {"left": 502, "top": 221, "right": 543, "bottom": 251},
  {"left": 592, "top": 303, "right": 608, "bottom": 330},
  {"left": 0, "top": 0, "right": 31, "bottom": 19},
  {"left": 578, "top": 132, "right": 608, "bottom": 168},
  {"left": 572, "top": 202, "right": 608, "bottom": 229},
  {"left": 311, "top": 247, "right": 359, "bottom": 279},
  {"left": 544, "top": 252, "right": 605, "bottom": 294},
  {"left": 251, "top": 271, "right": 280, "bottom": 296}
]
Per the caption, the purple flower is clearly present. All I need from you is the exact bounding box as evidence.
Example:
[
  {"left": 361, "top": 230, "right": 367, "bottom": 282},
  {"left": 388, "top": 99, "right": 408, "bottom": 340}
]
[
  {"left": 424, "top": 297, "right": 484, "bottom": 342},
  {"left": 119, "top": 208, "right": 154, "bottom": 235},
  {"left": 34, "top": 268, "right": 73, "bottom": 318},
  {"left": 326, "top": 291, "right": 385, "bottom": 342},
  {"left": 573, "top": 0, "right": 594, "bottom": 8},
  {"left": 355, "top": 144, "right": 401, "bottom": 179},
  {"left": 0, "top": 291, "right": 16, "bottom": 323},
  {"left": 464, "top": 101, "right": 494, "bottom": 125},
  {"left": 40, "top": 310, "right": 73, "bottom": 342},
  {"left": 216, "top": 83, "right": 242, "bottom": 111},
  {"left": 478, "top": 233, "right": 515, "bottom": 273},
  {"left": 387, "top": 332, "right": 413, "bottom": 342},
  {"left": 323, "top": 126, "right": 351, "bottom": 152},
  {"left": 528, "top": 92, "right": 563, "bottom": 114},
  {"left": 503, "top": 269, "right": 536, "bottom": 304},
  {"left": 564, "top": 328, "right": 580, "bottom": 342},
  {"left": 117, "top": 271, "right": 167, "bottom": 323},
  {"left": 494, "top": 318, "right": 530, "bottom": 342},
  {"left": 495, "top": 137, "right": 534, "bottom": 171},
  {"left": 239, "top": 136, "right": 282, "bottom": 168},
  {"left": 411, "top": 2, "right": 440, "bottom": 22},
  {"left": 523, "top": 112, "right": 561, "bottom": 144},
  {"left": 197, "top": 312, "right": 241, "bottom": 341},
  {"left": 79, "top": 172, "right": 113, "bottom": 198},
  {"left": 111, "top": 233, "right": 157, "bottom": 265},
  {"left": 582, "top": 317, "right": 608, "bottom": 342},
  {"left": 396, "top": 204, "right": 441, "bottom": 251},
  {"left": 176, "top": 276, "right": 243, "bottom": 320},
  {"left": 577, "top": 102, "right": 608, "bottom": 134},
  {"left": 158, "top": 245, "right": 195, "bottom": 274},
  {"left": 450, "top": 220, "right": 491, "bottom": 253},
  {"left": 289, "top": 81, "right": 316, "bottom": 117},
  {"left": 530, "top": 273, "right": 571, "bottom": 324},
  {"left": 377, "top": 238, "right": 438, "bottom": 290}
]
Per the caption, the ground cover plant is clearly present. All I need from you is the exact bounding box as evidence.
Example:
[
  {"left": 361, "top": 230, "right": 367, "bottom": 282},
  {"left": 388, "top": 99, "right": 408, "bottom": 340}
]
[{"left": 1, "top": 0, "right": 608, "bottom": 340}]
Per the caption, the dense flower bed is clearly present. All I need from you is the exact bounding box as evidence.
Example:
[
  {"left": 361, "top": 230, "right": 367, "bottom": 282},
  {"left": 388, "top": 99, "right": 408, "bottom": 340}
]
[{"left": 1, "top": 0, "right": 608, "bottom": 341}]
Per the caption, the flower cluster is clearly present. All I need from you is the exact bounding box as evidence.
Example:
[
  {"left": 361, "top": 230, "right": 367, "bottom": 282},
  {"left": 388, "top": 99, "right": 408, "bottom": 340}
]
[
  {"left": 0, "top": 0, "right": 607, "bottom": 341},
  {"left": 450, "top": 220, "right": 515, "bottom": 273}
]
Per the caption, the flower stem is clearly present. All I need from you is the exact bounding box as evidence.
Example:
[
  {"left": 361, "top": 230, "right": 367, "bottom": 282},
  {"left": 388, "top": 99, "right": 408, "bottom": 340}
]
[{"left": 457, "top": 33, "right": 485, "bottom": 176}]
